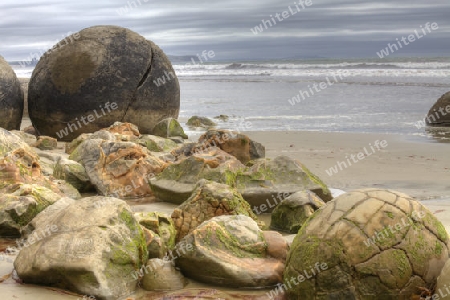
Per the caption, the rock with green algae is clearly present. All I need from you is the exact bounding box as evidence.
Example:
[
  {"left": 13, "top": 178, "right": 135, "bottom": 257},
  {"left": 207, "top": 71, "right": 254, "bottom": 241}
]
[
  {"left": 135, "top": 212, "right": 177, "bottom": 255},
  {"left": 32, "top": 135, "right": 57, "bottom": 150},
  {"left": 137, "top": 134, "right": 178, "bottom": 153},
  {"left": 186, "top": 116, "right": 217, "bottom": 128},
  {"left": 53, "top": 157, "right": 95, "bottom": 192},
  {"left": 0, "top": 128, "right": 30, "bottom": 156},
  {"left": 14, "top": 196, "right": 148, "bottom": 300},
  {"left": 284, "top": 189, "right": 449, "bottom": 300},
  {"left": 270, "top": 190, "right": 325, "bottom": 233},
  {"left": 171, "top": 179, "right": 259, "bottom": 242},
  {"left": 150, "top": 150, "right": 245, "bottom": 204},
  {"left": 151, "top": 154, "right": 332, "bottom": 210},
  {"left": 152, "top": 117, "right": 188, "bottom": 139},
  {"left": 0, "top": 184, "right": 61, "bottom": 237},
  {"left": 174, "top": 215, "right": 287, "bottom": 288}
]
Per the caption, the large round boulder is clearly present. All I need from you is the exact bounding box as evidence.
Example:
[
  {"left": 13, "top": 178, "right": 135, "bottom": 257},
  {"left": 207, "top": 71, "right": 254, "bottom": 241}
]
[
  {"left": 426, "top": 91, "right": 450, "bottom": 127},
  {"left": 284, "top": 189, "right": 449, "bottom": 299},
  {"left": 28, "top": 25, "right": 180, "bottom": 141},
  {"left": 0, "top": 55, "right": 23, "bottom": 130}
]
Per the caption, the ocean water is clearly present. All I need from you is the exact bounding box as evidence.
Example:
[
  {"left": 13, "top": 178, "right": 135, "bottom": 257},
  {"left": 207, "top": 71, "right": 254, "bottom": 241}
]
[{"left": 12, "top": 57, "right": 450, "bottom": 141}]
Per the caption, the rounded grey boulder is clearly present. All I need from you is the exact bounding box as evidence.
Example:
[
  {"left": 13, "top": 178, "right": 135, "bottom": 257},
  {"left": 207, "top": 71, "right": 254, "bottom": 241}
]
[
  {"left": 0, "top": 55, "right": 23, "bottom": 130},
  {"left": 426, "top": 91, "right": 450, "bottom": 127},
  {"left": 28, "top": 25, "right": 180, "bottom": 141}
]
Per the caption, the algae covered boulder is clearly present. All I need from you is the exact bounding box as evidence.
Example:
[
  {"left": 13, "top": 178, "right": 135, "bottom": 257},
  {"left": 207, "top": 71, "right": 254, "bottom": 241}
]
[
  {"left": 175, "top": 215, "right": 287, "bottom": 288},
  {"left": 135, "top": 212, "right": 177, "bottom": 255},
  {"left": 150, "top": 150, "right": 245, "bottom": 204},
  {"left": 0, "top": 184, "right": 61, "bottom": 237},
  {"left": 236, "top": 156, "right": 332, "bottom": 211},
  {"left": 53, "top": 157, "right": 94, "bottom": 192},
  {"left": 270, "top": 190, "right": 325, "bottom": 233},
  {"left": 152, "top": 118, "right": 187, "bottom": 139},
  {"left": 171, "top": 179, "right": 258, "bottom": 241},
  {"left": 284, "top": 189, "right": 449, "bottom": 299},
  {"left": 186, "top": 116, "right": 216, "bottom": 128},
  {"left": 0, "top": 55, "right": 23, "bottom": 130},
  {"left": 14, "top": 196, "right": 148, "bottom": 300},
  {"left": 28, "top": 26, "right": 180, "bottom": 141}
]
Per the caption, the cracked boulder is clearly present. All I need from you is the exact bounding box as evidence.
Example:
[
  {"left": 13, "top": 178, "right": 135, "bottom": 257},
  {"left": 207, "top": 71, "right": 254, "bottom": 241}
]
[
  {"left": 284, "top": 189, "right": 449, "bottom": 299},
  {"left": 171, "top": 179, "right": 258, "bottom": 242},
  {"left": 0, "top": 55, "right": 23, "bottom": 130},
  {"left": 28, "top": 25, "right": 180, "bottom": 141}
]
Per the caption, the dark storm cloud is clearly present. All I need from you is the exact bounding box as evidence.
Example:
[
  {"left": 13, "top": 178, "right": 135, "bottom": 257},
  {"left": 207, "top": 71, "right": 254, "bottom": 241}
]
[{"left": 1, "top": 0, "right": 449, "bottom": 61}]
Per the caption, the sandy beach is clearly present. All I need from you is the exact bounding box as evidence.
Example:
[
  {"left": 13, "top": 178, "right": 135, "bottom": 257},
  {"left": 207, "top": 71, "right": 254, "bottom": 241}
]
[
  {"left": 4, "top": 80, "right": 450, "bottom": 299},
  {"left": 1, "top": 130, "right": 447, "bottom": 299}
]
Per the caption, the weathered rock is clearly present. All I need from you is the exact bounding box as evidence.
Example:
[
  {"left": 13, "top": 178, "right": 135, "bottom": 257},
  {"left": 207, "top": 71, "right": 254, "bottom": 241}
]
[
  {"left": 214, "top": 114, "right": 229, "bottom": 122},
  {"left": 137, "top": 134, "right": 178, "bottom": 153},
  {"left": 187, "top": 116, "right": 217, "bottom": 128},
  {"left": 175, "top": 215, "right": 286, "bottom": 288},
  {"left": 0, "top": 55, "right": 23, "bottom": 130},
  {"left": 0, "top": 128, "right": 29, "bottom": 155},
  {"left": 151, "top": 153, "right": 330, "bottom": 210},
  {"left": 426, "top": 91, "right": 450, "bottom": 127},
  {"left": 0, "top": 184, "right": 61, "bottom": 237},
  {"left": 141, "top": 226, "right": 166, "bottom": 259},
  {"left": 70, "top": 138, "right": 166, "bottom": 198},
  {"left": 53, "top": 157, "right": 94, "bottom": 192},
  {"left": 10, "top": 130, "right": 37, "bottom": 146},
  {"left": 32, "top": 136, "right": 58, "bottom": 150},
  {"left": 33, "top": 147, "right": 68, "bottom": 176},
  {"left": 141, "top": 259, "right": 187, "bottom": 291},
  {"left": 21, "top": 196, "right": 76, "bottom": 237},
  {"left": 0, "top": 146, "right": 43, "bottom": 189},
  {"left": 194, "top": 129, "right": 265, "bottom": 164},
  {"left": 436, "top": 259, "right": 450, "bottom": 299},
  {"left": 236, "top": 156, "right": 332, "bottom": 211},
  {"left": 152, "top": 118, "right": 187, "bottom": 139},
  {"left": 28, "top": 25, "right": 180, "bottom": 141},
  {"left": 150, "top": 149, "right": 245, "bottom": 204},
  {"left": 171, "top": 179, "right": 258, "bottom": 242},
  {"left": 14, "top": 196, "right": 148, "bottom": 300},
  {"left": 101, "top": 122, "right": 140, "bottom": 138},
  {"left": 135, "top": 212, "right": 177, "bottom": 253},
  {"left": 23, "top": 125, "right": 37, "bottom": 136},
  {"left": 284, "top": 189, "right": 449, "bottom": 299},
  {"left": 270, "top": 190, "right": 325, "bottom": 233},
  {"left": 53, "top": 179, "right": 82, "bottom": 200}
]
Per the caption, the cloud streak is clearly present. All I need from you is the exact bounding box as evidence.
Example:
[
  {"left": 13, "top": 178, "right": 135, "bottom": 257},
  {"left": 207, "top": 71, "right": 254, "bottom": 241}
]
[{"left": 1, "top": 0, "right": 449, "bottom": 61}]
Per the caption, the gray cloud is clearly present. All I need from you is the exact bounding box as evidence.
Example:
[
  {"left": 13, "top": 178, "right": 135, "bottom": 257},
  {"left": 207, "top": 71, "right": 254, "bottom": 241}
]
[{"left": 1, "top": 0, "right": 449, "bottom": 61}]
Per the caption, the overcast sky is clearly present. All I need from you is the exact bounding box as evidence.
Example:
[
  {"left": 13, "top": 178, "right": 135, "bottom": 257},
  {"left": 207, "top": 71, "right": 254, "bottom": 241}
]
[{"left": 1, "top": 0, "right": 449, "bottom": 61}]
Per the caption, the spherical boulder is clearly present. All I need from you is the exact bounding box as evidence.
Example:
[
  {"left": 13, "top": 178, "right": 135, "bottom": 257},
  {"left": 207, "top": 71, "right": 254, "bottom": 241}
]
[
  {"left": 426, "top": 91, "right": 450, "bottom": 127},
  {"left": 28, "top": 25, "right": 180, "bottom": 141},
  {"left": 0, "top": 55, "right": 23, "bottom": 130},
  {"left": 284, "top": 189, "right": 449, "bottom": 299}
]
